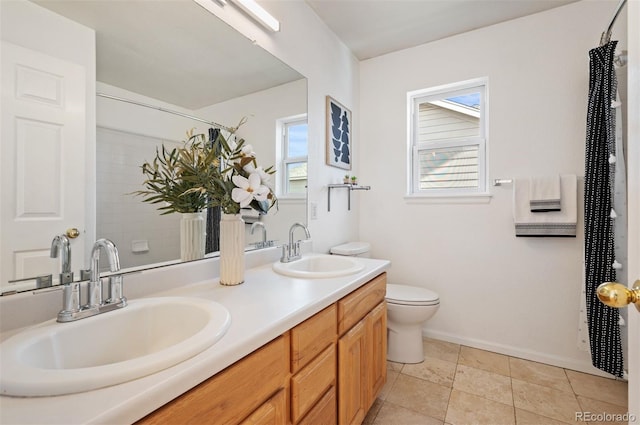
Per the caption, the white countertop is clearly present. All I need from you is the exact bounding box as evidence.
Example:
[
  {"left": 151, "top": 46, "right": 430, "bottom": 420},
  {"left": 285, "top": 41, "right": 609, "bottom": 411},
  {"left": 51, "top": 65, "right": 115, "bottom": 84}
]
[{"left": 0, "top": 254, "right": 390, "bottom": 425}]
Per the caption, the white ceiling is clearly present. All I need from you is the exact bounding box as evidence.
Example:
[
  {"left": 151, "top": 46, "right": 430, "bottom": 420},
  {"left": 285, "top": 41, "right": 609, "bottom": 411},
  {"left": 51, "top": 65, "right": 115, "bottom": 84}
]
[
  {"left": 31, "top": 0, "right": 579, "bottom": 109},
  {"left": 32, "top": 0, "right": 303, "bottom": 110},
  {"left": 305, "top": 0, "right": 578, "bottom": 60}
]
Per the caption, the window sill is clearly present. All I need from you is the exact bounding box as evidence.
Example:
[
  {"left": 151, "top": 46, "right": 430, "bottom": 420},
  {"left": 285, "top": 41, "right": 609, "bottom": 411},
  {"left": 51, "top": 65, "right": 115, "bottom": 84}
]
[{"left": 404, "top": 192, "right": 492, "bottom": 204}]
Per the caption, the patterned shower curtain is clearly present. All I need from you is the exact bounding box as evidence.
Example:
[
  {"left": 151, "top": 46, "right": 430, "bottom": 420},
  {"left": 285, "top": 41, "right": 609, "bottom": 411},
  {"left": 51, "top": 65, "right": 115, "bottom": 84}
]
[
  {"left": 584, "top": 40, "right": 624, "bottom": 377},
  {"left": 206, "top": 128, "right": 221, "bottom": 254}
]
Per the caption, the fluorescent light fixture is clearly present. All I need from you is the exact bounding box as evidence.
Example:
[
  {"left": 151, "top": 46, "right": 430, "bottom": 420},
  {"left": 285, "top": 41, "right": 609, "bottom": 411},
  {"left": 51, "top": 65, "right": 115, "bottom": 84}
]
[{"left": 230, "top": 0, "right": 280, "bottom": 32}]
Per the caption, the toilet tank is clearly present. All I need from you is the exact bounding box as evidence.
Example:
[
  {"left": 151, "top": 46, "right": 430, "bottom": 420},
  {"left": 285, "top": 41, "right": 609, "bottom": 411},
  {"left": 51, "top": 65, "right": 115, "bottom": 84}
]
[{"left": 330, "top": 242, "right": 371, "bottom": 258}]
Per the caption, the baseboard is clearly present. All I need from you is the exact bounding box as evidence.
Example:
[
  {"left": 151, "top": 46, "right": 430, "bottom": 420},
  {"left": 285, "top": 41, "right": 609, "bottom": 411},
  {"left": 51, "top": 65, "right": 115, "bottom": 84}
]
[{"left": 422, "top": 329, "right": 617, "bottom": 379}]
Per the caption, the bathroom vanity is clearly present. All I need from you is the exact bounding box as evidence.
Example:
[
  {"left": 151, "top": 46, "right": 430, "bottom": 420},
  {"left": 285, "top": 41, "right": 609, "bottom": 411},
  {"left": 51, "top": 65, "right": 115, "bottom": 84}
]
[
  {"left": 0, "top": 248, "right": 390, "bottom": 424},
  {"left": 138, "top": 273, "right": 386, "bottom": 425}
]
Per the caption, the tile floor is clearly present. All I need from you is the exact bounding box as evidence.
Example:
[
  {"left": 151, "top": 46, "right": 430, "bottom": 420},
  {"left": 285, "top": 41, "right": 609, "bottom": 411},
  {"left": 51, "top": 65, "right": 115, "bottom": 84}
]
[{"left": 364, "top": 338, "right": 629, "bottom": 425}]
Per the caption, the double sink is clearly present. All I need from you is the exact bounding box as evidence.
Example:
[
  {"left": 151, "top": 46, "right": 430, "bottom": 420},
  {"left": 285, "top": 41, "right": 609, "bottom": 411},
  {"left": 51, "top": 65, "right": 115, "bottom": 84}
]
[{"left": 0, "top": 255, "right": 362, "bottom": 397}]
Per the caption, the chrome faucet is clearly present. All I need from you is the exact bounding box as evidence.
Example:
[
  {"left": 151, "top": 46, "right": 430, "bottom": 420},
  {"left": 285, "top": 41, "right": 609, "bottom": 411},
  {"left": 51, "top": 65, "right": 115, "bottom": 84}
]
[
  {"left": 50, "top": 234, "right": 73, "bottom": 285},
  {"left": 281, "top": 222, "right": 310, "bottom": 262},
  {"left": 57, "top": 238, "right": 126, "bottom": 323},
  {"left": 250, "top": 222, "right": 274, "bottom": 249},
  {"left": 251, "top": 222, "right": 267, "bottom": 243},
  {"left": 88, "top": 239, "right": 120, "bottom": 308}
]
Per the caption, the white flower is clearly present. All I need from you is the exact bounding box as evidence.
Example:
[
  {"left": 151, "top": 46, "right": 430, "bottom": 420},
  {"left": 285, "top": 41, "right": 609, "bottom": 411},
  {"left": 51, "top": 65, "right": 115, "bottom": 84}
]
[
  {"left": 241, "top": 144, "right": 255, "bottom": 157},
  {"left": 242, "top": 164, "right": 272, "bottom": 187},
  {"left": 231, "top": 173, "right": 269, "bottom": 208}
]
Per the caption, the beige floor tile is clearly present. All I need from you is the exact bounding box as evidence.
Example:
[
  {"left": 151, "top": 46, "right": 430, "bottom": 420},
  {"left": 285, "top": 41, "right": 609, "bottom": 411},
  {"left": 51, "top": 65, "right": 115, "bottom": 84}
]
[
  {"left": 373, "top": 401, "right": 444, "bottom": 425},
  {"left": 379, "top": 367, "right": 400, "bottom": 401},
  {"left": 510, "top": 357, "right": 573, "bottom": 393},
  {"left": 453, "top": 364, "right": 513, "bottom": 406},
  {"left": 386, "top": 374, "right": 451, "bottom": 421},
  {"left": 387, "top": 360, "right": 404, "bottom": 373},
  {"left": 515, "top": 408, "right": 574, "bottom": 424},
  {"left": 566, "top": 370, "right": 628, "bottom": 408},
  {"left": 458, "top": 346, "right": 511, "bottom": 376},
  {"left": 445, "top": 389, "right": 515, "bottom": 425},
  {"left": 364, "top": 397, "right": 384, "bottom": 425},
  {"left": 402, "top": 356, "right": 457, "bottom": 387},
  {"left": 424, "top": 338, "right": 461, "bottom": 364},
  {"left": 512, "top": 379, "right": 582, "bottom": 424},
  {"left": 576, "top": 396, "right": 630, "bottom": 424}
]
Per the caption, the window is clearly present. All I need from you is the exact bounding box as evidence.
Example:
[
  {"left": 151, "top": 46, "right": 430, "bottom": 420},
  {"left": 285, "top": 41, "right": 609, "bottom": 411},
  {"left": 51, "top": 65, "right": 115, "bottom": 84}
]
[
  {"left": 277, "top": 115, "right": 308, "bottom": 198},
  {"left": 408, "top": 79, "right": 487, "bottom": 197}
]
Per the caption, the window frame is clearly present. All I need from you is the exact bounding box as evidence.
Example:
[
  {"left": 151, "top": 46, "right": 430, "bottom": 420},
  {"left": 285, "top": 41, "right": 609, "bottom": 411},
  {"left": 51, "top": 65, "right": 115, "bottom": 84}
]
[
  {"left": 276, "top": 114, "right": 308, "bottom": 200},
  {"left": 406, "top": 78, "right": 490, "bottom": 200}
]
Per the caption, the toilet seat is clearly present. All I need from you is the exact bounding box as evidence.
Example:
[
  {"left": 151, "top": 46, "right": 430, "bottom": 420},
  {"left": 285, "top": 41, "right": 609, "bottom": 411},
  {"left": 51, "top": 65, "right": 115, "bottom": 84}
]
[{"left": 386, "top": 284, "right": 440, "bottom": 306}]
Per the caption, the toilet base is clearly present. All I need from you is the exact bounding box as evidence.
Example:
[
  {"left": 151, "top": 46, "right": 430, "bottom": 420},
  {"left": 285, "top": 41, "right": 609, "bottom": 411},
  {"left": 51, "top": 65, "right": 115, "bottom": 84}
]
[{"left": 387, "top": 325, "right": 424, "bottom": 364}]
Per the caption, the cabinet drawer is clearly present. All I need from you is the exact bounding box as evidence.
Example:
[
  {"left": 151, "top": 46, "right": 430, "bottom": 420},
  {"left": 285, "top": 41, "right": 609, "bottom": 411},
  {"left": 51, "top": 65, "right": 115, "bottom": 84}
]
[
  {"left": 291, "top": 304, "right": 337, "bottom": 372},
  {"left": 291, "top": 344, "right": 336, "bottom": 423},
  {"left": 137, "top": 334, "right": 289, "bottom": 425},
  {"left": 240, "top": 388, "right": 286, "bottom": 425},
  {"left": 298, "top": 386, "right": 336, "bottom": 425},
  {"left": 338, "top": 273, "right": 386, "bottom": 335}
]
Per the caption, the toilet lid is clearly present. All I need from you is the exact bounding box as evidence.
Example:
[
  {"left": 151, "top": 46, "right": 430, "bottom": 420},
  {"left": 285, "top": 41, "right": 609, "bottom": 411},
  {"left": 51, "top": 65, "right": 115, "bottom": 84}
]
[{"left": 386, "top": 284, "right": 439, "bottom": 306}]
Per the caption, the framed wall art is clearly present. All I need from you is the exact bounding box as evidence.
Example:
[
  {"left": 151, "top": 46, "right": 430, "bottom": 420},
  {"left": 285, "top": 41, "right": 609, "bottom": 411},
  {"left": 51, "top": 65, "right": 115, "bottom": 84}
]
[{"left": 325, "top": 96, "right": 352, "bottom": 170}]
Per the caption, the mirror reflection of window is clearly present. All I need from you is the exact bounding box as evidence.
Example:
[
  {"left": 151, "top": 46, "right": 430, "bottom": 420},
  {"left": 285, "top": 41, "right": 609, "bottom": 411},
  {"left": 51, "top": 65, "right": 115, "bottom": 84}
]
[{"left": 278, "top": 115, "right": 308, "bottom": 197}]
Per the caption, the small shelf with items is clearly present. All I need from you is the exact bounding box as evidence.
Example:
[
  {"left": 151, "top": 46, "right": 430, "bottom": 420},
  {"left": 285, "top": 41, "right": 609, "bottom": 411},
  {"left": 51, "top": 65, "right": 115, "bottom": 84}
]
[{"left": 327, "top": 184, "right": 371, "bottom": 211}]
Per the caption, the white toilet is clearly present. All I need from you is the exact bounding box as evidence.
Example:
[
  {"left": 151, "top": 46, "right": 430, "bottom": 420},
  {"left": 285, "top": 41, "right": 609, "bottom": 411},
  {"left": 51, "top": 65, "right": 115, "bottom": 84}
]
[{"left": 330, "top": 242, "right": 440, "bottom": 364}]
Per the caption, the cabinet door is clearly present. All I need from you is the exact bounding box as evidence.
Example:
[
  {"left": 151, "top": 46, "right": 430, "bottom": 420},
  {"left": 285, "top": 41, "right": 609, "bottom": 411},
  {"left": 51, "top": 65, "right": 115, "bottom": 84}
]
[
  {"left": 338, "top": 320, "right": 367, "bottom": 425},
  {"left": 366, "top": 301, "right": 387, "bottom": 410}
]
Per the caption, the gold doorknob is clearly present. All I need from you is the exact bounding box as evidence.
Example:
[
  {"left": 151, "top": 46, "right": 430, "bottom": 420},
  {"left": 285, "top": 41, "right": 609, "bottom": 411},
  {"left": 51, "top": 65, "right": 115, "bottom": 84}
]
[
  {"left": 65, "top": 228, "right": 80, "bottom": 239},
  {"left": 597, "top": 280, "right": 640, "bottom": 312}
]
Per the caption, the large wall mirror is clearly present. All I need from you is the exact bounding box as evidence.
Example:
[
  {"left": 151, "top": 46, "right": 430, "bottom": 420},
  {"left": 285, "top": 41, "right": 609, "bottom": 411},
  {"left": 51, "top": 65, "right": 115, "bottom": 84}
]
[{"left": 0, "top": 0, "right": 307, "bottom": 294}]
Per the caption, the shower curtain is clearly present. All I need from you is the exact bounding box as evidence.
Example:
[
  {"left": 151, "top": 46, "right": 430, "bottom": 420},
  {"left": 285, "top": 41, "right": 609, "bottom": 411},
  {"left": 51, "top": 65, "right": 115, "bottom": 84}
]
[
  {"left": 206, "top": 128, "right": 221, "bottom": 254},
  {"left": 584, "top": 40, "right": 624, "bottom": 378}
]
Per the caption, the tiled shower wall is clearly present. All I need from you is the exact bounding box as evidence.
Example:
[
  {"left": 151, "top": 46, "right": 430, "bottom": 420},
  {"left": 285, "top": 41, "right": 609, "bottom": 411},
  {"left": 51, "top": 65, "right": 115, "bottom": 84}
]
[{"left": 96, "top": 127, "right": 181, "bottom": 268}]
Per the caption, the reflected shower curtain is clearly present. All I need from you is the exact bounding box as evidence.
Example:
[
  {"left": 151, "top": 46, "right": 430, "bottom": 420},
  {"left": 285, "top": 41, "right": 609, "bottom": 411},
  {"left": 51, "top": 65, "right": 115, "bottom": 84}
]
[
  {"left": 206, "top": 128, "right": 221, "bottom": 254},
  {"left": 584, "top": 40, "right": 624, "bottom": 377}
]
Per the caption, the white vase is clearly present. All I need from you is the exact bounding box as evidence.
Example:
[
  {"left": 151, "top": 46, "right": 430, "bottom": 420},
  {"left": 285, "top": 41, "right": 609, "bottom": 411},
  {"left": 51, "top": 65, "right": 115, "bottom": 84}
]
[
  {"left": 220, "top": 213, "right": 245, "bottom": 285},
  {"left": 180, "top": 212, "right": 206, "bottom": 261}
]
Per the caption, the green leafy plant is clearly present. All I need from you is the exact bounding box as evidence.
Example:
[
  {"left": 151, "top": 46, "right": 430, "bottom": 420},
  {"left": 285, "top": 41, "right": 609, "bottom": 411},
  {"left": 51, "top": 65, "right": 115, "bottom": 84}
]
[{"left": 133, "top": 120, "right": 276, "bottom": 215}]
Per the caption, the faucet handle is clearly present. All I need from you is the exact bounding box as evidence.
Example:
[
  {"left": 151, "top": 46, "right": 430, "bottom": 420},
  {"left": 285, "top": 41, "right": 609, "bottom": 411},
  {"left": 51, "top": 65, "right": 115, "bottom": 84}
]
[
  {"left": 58, "top": 281, "right": 81, "bottom": 322},
  {"left": 106, "top": 275, "right": 127, "bottom": 306}
]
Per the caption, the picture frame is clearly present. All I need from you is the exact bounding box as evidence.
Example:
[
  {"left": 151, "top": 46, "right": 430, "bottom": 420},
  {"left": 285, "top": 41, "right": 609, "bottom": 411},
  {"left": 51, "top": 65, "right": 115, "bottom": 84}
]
[{"left": 325, "top": 96, "right": 352, "bottom": 170}]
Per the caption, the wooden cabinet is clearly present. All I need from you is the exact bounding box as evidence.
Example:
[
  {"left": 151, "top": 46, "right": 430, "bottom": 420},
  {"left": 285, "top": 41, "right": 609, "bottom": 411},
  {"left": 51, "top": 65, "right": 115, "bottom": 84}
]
[
  {"left": 240, "top": 389, "right": 287, "bottom": 425},
  {"left": 290, "top": 304, "right": 337, "bottom": 424},
  {"left": 337, "top": 273, "right": 387, "bottom": 425},
  {"left": 137, "top": 273, "right": 387, "bottom": 425},
  {"left": 137, "top": 335, "right": 290, "bottom": 425}
]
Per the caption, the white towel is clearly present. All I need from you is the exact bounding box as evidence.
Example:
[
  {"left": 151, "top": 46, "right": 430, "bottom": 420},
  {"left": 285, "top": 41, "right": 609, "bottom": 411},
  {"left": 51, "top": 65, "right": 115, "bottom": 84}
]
[
  {"left": 529, "top": 175, "right": 561, "bottom": 212},
  {"left": 514, "top": 174, "right": 577, "bottom": 237}
]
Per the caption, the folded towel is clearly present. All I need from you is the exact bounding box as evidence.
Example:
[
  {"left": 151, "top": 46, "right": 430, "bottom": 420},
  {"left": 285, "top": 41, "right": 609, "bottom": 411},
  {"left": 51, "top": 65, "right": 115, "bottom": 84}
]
[
  {"left": 529, "top": 175, "right": 561, "bottom": 212},
  {"left": 514, "top": 174, "right": 577, "bottom": 237}
]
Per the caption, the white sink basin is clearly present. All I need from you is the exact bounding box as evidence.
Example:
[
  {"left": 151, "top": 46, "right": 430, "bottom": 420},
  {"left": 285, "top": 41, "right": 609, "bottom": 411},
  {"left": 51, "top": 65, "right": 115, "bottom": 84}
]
[
  {"left": 272, "top": 254, "right": 365, "bottom": 278},
  {"left": 0, "top": 296, "right": 231, "bottom": 396}
]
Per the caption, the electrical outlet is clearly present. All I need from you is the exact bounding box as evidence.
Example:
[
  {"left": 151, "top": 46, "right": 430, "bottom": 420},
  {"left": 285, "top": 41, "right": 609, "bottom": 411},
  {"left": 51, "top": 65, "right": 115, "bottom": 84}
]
[{"left": 310, "top": 202, "right": 318, "bottom": 220}]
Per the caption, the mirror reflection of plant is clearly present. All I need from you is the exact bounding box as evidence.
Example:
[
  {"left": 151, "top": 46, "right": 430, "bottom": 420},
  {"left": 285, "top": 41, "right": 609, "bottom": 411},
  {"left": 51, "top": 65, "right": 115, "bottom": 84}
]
[{"left": 134, "top": 120, "right": 277, "bottom": 216}]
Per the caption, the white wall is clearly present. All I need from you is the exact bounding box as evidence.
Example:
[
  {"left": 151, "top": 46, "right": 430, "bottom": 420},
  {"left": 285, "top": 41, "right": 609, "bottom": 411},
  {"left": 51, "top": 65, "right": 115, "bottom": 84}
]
[
  {"left": 208, "top": 1, "right": 361, "bottom": 253},
  {"left": 359, "top": 1, "right": 627, "bottom": 374},
  {"left": 197, "top": 79, "right": 308, "bottom": 245}
]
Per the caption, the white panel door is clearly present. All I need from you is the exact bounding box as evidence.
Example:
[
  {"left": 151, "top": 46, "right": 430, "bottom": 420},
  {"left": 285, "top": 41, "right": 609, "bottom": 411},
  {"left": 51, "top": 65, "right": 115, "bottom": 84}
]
[{"left": 1, "top": 41, "right": 86, "bottom": 290}]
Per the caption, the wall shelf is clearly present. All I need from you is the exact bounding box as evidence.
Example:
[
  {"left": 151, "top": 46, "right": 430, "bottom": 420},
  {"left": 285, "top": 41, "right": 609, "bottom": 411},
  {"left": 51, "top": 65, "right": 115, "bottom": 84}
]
[{"left": 327, "top": 184, "right": 371, "bottom": 211}]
